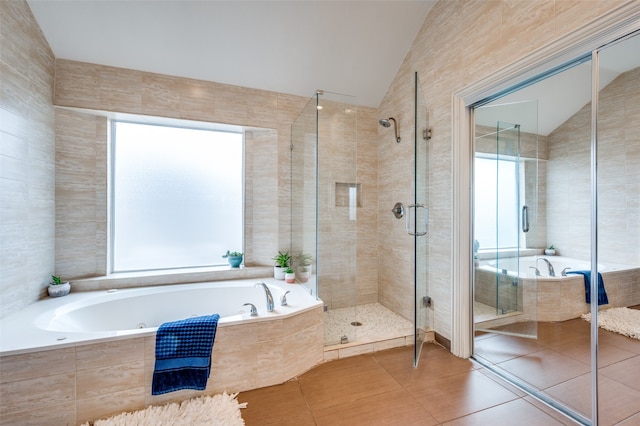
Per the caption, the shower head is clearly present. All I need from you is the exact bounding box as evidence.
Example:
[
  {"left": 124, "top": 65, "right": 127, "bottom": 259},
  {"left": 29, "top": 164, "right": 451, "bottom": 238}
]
[{"left": 378, "top": 117, "right": 400, "bottom": 143}]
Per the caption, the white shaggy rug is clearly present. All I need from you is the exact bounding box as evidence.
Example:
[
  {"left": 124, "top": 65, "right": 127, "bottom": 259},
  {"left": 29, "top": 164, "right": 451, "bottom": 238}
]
[
  {"left": 81, "top": 392, "right": 246, "bottom": 426},
  {"left": 581, "top": 307, "right": 640, "bottom": 340}
]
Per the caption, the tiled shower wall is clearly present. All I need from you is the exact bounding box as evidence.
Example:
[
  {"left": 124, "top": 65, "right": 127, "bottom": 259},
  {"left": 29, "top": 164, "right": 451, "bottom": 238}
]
[
  {"left": 547, "top": 67, "right": 640, "bottom": 265},
  {"left": 0, "top": 0, "right": 56, "bottom": 318}
]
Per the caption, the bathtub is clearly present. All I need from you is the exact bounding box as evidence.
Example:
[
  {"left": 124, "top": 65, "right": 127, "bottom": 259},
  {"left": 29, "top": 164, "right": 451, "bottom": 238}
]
[
  {"left": 481, "top": 255, "right": 632, "bottom": 278},
  {"left": 0, "top": 278, "right": 320, "bottom": 355},
  {"left": 0, "top": 278, "right": 325, "bottom": 424},
  {"left": 475, "top": 255, "right": 640, "bottom": 322}
]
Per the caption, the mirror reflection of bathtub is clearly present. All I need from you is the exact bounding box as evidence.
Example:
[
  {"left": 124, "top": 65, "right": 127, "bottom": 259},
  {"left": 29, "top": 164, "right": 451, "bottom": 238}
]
[{"left": 475, "top": 255, "right": 640, "bottom": 322}]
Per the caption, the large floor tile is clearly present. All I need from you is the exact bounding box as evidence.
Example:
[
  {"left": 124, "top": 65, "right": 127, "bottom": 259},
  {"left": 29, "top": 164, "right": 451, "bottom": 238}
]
[
  {"left": 441, "top": 398, "right": 568, "bottom": 426},
  {"left": 238, "top": 380, "right": 315, "bottom": 426},
  {"left": 312, "top": 388, "right": 437, "bottom": 426},
  {"left": 297, "top": 355, "right": 402, "bottom": 412},
  {"left": 496, "top": 349, "right": 591, "bottom": 389},
  {"left": 474, "top": 333, "right": 546, "bottom": 364},
  {"left": 599, "top": 354, "right": 640, "bottom": 391},
  {"left": 546, "top": 373, "right": 640, "bottom": 425},
  {"left": 407, "top": 369, "right": 520, "bottom": 423}
]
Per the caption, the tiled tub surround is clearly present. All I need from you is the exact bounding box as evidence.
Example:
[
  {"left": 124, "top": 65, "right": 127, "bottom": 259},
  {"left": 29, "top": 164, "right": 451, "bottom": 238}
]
[
  {"left": 475, "top": 256, "right": 640, "bottom": 323},
  {"left": 0, "top": 279, "right": 324, "bottom": 425}
]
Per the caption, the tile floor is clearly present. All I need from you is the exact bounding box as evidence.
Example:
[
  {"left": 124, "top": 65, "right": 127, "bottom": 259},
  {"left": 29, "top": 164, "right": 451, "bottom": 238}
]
[{"left": 238, "top": 314, "right": 640, "bottom": 425}]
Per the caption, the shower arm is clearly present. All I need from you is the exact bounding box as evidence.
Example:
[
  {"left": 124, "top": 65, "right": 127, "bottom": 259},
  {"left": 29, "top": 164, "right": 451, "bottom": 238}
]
[{"left": 389, "top": 118, "right": 401, "bottom": 143}]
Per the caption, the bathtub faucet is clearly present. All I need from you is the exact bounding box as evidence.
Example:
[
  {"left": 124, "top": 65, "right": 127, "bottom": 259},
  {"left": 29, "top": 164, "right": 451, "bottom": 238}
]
[
  {"left": 537, "top": 258, "right": 555, "bottom": 277},
  {"left": 254, "top": 282, "right": 275, "bottom": 312}
]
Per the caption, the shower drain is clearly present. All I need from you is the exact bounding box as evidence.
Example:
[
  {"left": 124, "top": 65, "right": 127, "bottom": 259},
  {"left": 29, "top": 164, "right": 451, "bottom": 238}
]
[{"left": 350, "top": 321, "right": 363, "bottom": 326}]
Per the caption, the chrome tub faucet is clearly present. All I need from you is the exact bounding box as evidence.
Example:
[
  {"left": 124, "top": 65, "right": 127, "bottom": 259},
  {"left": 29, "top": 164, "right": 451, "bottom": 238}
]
[
  {"left": 254, "top": 282, "right": 275, "bottom": 312},
  {"left": 537, "top": 257, "right": 555, "bottom": 277}
]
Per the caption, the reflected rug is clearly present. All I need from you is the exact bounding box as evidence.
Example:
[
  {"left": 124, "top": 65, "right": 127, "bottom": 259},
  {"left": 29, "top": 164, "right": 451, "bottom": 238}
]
[
  {"left": 81, "top": 392, "right": 246, "bottom": 426},
  {"left": 581, "top": 307, "right": 640, "bottom": 340}
]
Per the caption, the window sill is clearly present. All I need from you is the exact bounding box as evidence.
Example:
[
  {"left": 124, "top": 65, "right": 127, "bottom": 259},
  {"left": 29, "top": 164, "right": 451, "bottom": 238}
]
[{"left": 70, "top": 265, "right": 274, "bottom": 292}]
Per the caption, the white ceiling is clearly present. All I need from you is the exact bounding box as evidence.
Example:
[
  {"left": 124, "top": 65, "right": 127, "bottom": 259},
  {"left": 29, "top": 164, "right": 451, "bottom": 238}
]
[{"left": 28, "top": 0, "right": 436, "bottom": 108}]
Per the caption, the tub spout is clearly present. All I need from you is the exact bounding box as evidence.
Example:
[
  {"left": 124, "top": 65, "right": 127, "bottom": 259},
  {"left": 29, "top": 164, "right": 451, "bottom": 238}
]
[
  {"left": 254, "top": 282, "right": 275, "bottom": 312},
  {"left": 537, "top": 258, "right": 555, "bottom": 277},
  {"left": 561, "top": 267, "right": 571, "bottom": 276},
  {"left": 529, "top": 266, "right": 541, "bottom": 276}
]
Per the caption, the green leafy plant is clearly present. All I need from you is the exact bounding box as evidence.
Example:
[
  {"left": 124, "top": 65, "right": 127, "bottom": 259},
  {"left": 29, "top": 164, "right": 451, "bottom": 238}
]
[
  {"left": 50, "top": 274, "right": 64, "bottom": 285},
  {"left": 547, "top": 245, "right": 555, "bottom": 250},
  {"left": 273, "top": 251, "right": 291, "bottom": 268},
  {"left": 222, "top": 250, "right": 243, "bottom": 258},
  {"left": 285, "top": 267, "right": 294, "bottom": 274}
]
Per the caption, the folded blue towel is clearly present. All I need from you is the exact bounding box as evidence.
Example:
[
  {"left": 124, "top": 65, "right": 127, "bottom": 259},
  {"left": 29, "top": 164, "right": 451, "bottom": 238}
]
[
  {"left": 566, "top": 271, "right": 608, "bottom": 305},
  {"left": 152, "top": 314, "right": 220, "bottom": 395}
]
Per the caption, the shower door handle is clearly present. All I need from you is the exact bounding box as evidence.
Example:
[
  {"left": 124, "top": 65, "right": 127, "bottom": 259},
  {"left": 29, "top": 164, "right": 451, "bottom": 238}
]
[
  {"left": 522, "top": 205, "right": 529, "bottom": 233},
  {"left": 406, "top": 204, "right": 428, "bottom": 236}
]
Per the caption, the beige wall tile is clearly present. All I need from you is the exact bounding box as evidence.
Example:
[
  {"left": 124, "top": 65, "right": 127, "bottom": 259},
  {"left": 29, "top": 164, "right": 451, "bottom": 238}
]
[
  {"left": 0, "top": 347, "right": 76, "bottom": 384},
  {"left": 76, "top": 387, "right": 146, "bottom": 425},
  {"left": 0, "top": 0, "right": 55, "bottom": 318}
]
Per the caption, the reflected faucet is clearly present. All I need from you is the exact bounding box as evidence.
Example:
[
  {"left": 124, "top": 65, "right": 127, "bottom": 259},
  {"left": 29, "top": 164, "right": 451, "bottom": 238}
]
[
  {"left": 254, "top": 282, "right": 275, "bottom": 312},
  {"left": 537, "top": 258, "right": 555, "bottom": 277}
]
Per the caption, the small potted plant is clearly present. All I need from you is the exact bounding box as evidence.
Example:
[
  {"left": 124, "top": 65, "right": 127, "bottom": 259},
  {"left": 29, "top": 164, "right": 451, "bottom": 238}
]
[
  {"left": 295, "top": 252, "right": 313, "bottom": 283},
  {"left": 222, "top": 250, "right": 243, "bottom": 268},
  {"left": 295, "top": 252, "right": 313, "bottom": 275},
  {"left": 284, "top": 267, "right": 296, "bottom": 284},
  {"left": 273, "top": 251, "right": 291, "bottom": 280},
  {"left": 48, "top": 274, "right": 71, "bottom": 298},
  {"left": 545, "top": 245, "right": 556, "bottom": 256}
]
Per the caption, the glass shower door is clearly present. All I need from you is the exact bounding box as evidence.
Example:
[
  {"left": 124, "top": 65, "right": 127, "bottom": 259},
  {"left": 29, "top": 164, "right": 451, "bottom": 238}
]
[
  {"left": 474, "top": 101, "right": 538, "bottom": 339},
  {"left": 414, "top": 72, "right": 430, "bottom": 366}
]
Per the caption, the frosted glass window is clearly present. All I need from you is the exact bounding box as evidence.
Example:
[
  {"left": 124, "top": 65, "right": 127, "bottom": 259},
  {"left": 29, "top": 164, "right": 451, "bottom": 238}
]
[
  {"left": 474, "top": 157, "right": 519, "bottom": 250},
  {"left": 112, "top": 121, "right": 243, "bottom": 272}
]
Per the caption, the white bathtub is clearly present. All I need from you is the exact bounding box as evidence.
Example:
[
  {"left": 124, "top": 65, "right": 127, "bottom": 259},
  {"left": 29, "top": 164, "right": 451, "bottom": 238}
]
[
  {"left": 475, "top": 255, "right": 640, "bottom": 321},
  {"left": 0, "top": 278, "right": 325, "bottom": 424},
  {"left": 0, "top": 278, "right": 321, "bottom": 355},
  {"left": 482, "top": 255, "right": 632, "bottom": 278}
]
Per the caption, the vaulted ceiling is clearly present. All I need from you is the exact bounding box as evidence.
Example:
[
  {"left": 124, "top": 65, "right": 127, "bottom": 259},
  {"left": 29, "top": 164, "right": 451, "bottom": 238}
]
[{"left": 28, "top": 0, "right": 436, "bottom": 108}]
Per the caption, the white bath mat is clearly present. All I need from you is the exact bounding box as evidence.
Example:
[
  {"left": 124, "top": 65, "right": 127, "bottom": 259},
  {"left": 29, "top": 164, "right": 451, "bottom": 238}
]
[
  {"left": 81, "top": 391, "right": 246, "bottom": 426},
  {"left": 581, "top": 307, "right": 640, "bottom": 340}
]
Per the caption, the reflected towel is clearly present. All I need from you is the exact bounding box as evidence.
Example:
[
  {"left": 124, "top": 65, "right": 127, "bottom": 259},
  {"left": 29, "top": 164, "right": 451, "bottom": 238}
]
[
  {"left": 152, "top": 314, "right": 220, "bottom": 395},
  {"left": 566, "top": 271, "right": 608, "bottom": 305}
]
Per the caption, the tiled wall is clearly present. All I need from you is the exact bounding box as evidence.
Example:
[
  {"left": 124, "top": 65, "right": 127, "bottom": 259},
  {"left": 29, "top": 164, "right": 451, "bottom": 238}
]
[
  {"left": 0, "top": 306, "right": 323, "bottom": 425},
  {"left": 547, "top": 67, "right": 640, "bottom": 265},
  {"left": 0, "top": 0, "right": 56, "bottom": 318},
  {"left": 377, "top": 0, "right": 629, "bottom": 339},
  {"left": 52, "top": 59, "right": 302, "bottom": 279}
]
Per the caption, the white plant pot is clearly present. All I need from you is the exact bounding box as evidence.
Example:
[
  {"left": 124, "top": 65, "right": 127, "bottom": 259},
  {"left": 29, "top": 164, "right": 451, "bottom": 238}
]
[
  {"left": 48, "top": 282, "right": 71, "bottom": 297},
  {"left": 274, "top": 266, "right": 285, "bottom": 280},
  {"left": 544, "top": 249, "right": 556, "bottom": 256},
  {"left": 285, "top": 273, "right": 296, "bottom": 284},
  {"left": 297, "top": 270, "right": 310, "bottom": 283}
]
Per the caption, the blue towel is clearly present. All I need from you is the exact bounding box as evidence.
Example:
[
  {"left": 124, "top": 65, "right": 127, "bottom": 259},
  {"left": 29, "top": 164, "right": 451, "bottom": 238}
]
[
  {"left": 152, "top": 314, "right": 220, "bottom": 395},
  {"left": 566, "top": 271, "right": 608, "bottom": 305}
]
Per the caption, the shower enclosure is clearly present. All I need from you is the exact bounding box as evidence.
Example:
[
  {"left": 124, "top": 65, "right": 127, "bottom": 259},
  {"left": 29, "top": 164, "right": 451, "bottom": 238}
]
[
  {"left": 291, "top": 85, "right": 430, "bottom": 355},
  {"left": 290, "top": 90, "right": 360, "bottom": 346}
]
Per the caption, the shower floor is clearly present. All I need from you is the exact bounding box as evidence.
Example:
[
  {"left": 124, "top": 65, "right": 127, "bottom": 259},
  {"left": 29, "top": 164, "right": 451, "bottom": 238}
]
[{"left": 323, "top": 303, "right": 414, "bottom": 348}]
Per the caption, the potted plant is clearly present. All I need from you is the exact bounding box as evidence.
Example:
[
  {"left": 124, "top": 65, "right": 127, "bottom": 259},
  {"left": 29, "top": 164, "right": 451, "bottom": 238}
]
[
  {"left": 273, "top": 251, "right": 291, "bottom": 280},
  {"left": 545, "top": 245, "right": 556, "bottom": 256},
  {"left": 222, "top": 250, "right": 243, "bottom": 268},
  {"left": 295, "top": 252, "right": 313, "bottom": 283},
  {"left": 48, "top": 274, "right": 71, "bottom": 297},
  {"left": 295, "top": 252, "right": 313, "bottom": 274},
  {"left": 284, "top": 267, "right": 296, "bottom": 284}
]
